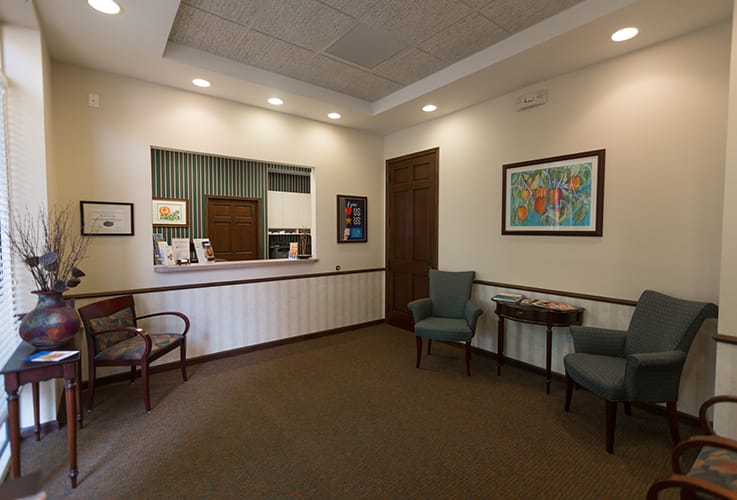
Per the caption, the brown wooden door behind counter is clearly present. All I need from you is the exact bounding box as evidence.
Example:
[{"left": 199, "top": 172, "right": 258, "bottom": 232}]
[{"left": 206, "top": 195, "right": 262, "bottom": 261}]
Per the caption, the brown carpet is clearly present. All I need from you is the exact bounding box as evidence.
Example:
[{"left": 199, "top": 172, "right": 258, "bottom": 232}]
[{"left": 13, "top": 324, "right": 695, "bottom": 499}]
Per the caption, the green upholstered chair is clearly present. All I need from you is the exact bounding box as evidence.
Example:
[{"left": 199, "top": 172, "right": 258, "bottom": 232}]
[
  {"left": 563, "top": 290, "right": 718, "bottom": 453},
  {"left": 647, "top": 395, "right": 737, "bottom": 499},
  {"left": 78, "top": 295, "right": 189, "bottom": 412},
  {"left": 407, "top": 269, "right": 483, "bottom": 376}
]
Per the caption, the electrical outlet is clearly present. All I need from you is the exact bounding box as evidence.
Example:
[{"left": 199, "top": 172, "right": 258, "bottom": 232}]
[{"left": 88, "top": 93, "right": 99, "bottom": 108}]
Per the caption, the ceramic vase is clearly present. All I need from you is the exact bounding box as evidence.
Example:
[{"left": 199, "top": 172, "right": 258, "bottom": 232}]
[{"left": 19, "top": 291, "right": 80, "bottom": 347}]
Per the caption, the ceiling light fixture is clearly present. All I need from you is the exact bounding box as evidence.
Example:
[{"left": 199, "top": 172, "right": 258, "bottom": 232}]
[
  {"left": 422, "top": 104, "right": 437, "bottom": 112},
  {"left": 192, "top": 78, "right": 211, "bottom": 88},
  {"left": 88, "top": 0, "right": 121, "bottom": 15},
  {"left": 611, "top": 27, "right": 639, "bottom": 42},
  {"left": 268, "top": 97, "right": 283, "bottom": 106},
  {"left": 328, "top": 112, "right": 342, "bottom": 120}
]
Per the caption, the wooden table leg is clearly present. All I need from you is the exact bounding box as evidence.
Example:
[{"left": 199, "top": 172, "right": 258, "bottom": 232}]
[
  {"left": 497, "top": 316, "right": 505, "bottom": 376},
  {"left": 31, "top": 382, "right": 41, "bottom": 441},
  {"left": 64, "top": 373, "right": 78, "bottom": 488},
  {"left": 7, "top": 388, "right": 20, "bottom": 479},
  {"left": 545, "top": 326, "right": 553, "bottom": 394},
  {"left": 76, "top": 359, "right": 83, "bottom": 429}
]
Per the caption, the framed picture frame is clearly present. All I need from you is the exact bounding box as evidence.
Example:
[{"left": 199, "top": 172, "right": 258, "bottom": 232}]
[
  {"left": 152, "top": 198, "right": 189, "bottom": 227},
  {"left": 80, "top": 201, "right": 134, "bottom": 236},
  {"left": 502, "top": 149, "right": 605, "bottom": 236},
  {"left": 337, "top": 194, "right": 367, "bottom": 243}
]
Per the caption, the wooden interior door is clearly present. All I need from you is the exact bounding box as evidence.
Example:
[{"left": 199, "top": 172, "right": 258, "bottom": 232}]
[
  {"left": 206, "top": 196, "right": 262, "bottom": 261},
  {"left": 385, "top": 148, "right": 439, "bottom": 330}
]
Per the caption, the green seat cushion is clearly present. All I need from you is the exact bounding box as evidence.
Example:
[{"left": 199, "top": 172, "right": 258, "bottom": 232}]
[
  {"left": 564, "top": 353, "right": 626, "bottom": 401},
  {"left": 414, "top": 317, "right": 472, "bottom": 342}
]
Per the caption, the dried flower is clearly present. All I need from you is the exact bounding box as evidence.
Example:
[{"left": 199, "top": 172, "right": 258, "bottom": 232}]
[{"left": 6, "top": 204, "right": 92, "bottom": 292}]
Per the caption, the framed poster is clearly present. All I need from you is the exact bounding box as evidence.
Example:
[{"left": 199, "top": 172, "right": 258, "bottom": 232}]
[
  {"left": 501, "top": 149, "right": 605, "bottom": 236},
  {"left": 337, "top": 194, "right": 367, "bottom": 243},
  {"left": 80, "top": 201, "right": 134, "bottom": 236},
  {"left": 152, "top": 198, "right": 189, "bottom": 227}
]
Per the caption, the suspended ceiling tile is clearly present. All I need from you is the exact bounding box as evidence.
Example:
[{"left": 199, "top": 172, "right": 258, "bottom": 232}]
[
  {"left": 181, "top": 0, "right": 263, "bottom": 27},
  {"left": 374, "top": 48, "right": 446, "bottom": 85},
  {"left": 300, "top": 55, "right": 401, "bottom": 100},
  {"left": 318, "top": 0, "right": 380, "bottom": 18},
  {"left": 482, "top": 0, "right": 584, "bottom": 34},
  {"left": 228, "top": 30, "right": 315, "bottom": 79},
  {"left": 251, "top": 0, "right": 356, "bottom": 51},
  {"left": 420, "top": 13, "right": 509, "bottom": 63},
  {"left": 339, "top": 71, "right": 403, "bottom": 101},
  {"left": 459, "top": 0, "right": 496, "bottom": 9},
  {"left": 169, "top": 4, "right": 246, "bottom": 59},
  {"left": 325, "top": 23, "right": 407, "bottom": 70},
  {"left": 361, "top": 0, "right": 473, "bottom": 45}
]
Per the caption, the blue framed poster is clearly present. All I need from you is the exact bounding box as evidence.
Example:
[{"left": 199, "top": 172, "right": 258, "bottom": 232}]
[{"left": 337, "top": 194, "right": 367, "bottom": 243}]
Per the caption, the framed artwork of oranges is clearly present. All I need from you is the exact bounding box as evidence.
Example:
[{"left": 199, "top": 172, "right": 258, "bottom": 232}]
[
  {"left": 337, "top": 194, "right": 367, "bottom": 243},
  {"left": 502, "top": 149, "right": 605, "bottom": 236},
  {"left": 152, "top": 198, "right": 189, "bottom": 227}
]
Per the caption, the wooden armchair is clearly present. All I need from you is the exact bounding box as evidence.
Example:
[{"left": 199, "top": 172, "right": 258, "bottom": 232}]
[
  {"left": 78, "top": 295, "right": 189, "bottom": 412},
  {"left": 647, "top": 395, "right": 737, "bottom": 499}
]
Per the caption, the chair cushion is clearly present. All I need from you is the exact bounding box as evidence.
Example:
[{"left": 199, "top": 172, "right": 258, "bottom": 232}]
[
  {"left": 687, "top": 446, "right": 737, "bottom": 493},
  {"left": 95, "top": 333, "right": 184, "bottom": 361},
  {"left": 563, "top": 353, "right": 626, "bottom": 401},
  {"left": 414, "top": 317, "right": 473, "bottom": 342},
  {"left": 87, "top": 307, "right": 137, "bottom": 352}
]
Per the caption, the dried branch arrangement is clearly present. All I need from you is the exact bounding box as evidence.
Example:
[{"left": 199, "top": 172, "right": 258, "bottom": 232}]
[{"left": 6, "top": 204, "right": 91, "bottom": 292}]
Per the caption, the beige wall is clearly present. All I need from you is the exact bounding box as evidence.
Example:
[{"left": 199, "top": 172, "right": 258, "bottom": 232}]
[
  {"left": 386, "top": 21, "right": 729, "bottom": 304},
  {"left": 49, "top": 63, "right": 385, "bottom": 294}
]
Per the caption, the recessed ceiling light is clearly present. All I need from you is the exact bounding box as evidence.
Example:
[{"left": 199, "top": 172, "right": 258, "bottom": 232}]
[
  {"left": 268, "top": 97, "right": 283, "bottom": 106},
  {"left": 88, "top": 0, "right": 121, "bottom": 15},
  {"left": 328, "top": 112, "right": 342, "bottom": 120},
  {"left": 611, "top": 27, "right": 638, "bottom": 42},
  {"left": 422, "top": 104, "right": 437, "bottom": 112},
  {"left": 192, "top": 78, "right": 211, "bottom": 88}
]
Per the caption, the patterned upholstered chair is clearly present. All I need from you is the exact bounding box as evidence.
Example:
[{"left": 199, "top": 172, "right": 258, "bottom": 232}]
[
  {"left": 408, "top": 269, "right": 482, "bottom": 376},
  {"left": 647, "top": 395, "right": 737, "bottom": 499},
  {"left": 563, "top": 290, "right": 718, "bottom": 453},
  {"left": 78, "top": 295, "right": 189, "bottom": 412}
]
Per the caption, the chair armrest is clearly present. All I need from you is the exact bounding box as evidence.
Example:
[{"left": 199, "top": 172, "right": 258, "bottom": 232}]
[
  {"left": 136, "top": 311, "right": 190, "bottom": 336},
  {"left": 569, "top": 326, "right": 626, "bottom": 356},
  {"left": 408, "top": 298, "right": 432, "bottom": 323},
  {"left": 464, "top": 300, "right": 482, "bottom": 331},
  {"left": 89, "top": 326, "right": 153, "bottom": 358},
  {"left": 624, "top": 351, "right": 686, "bottom": 401},
  {"left": 699, "top": 395, "right": 737, "bottom": 434},
  {"left": 646, "top": 474, "right": 737, "bottom": 500}
]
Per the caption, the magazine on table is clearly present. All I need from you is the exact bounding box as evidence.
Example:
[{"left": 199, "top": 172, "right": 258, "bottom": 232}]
[
  {"left": 26, "top": 350, "right": 79, "bottom": 362},
  {"left": 520, "top": 298, "right": 578, "bottom": 311},
  {"left": 492, "top": 293, "right": 524, "bottom": 303}
]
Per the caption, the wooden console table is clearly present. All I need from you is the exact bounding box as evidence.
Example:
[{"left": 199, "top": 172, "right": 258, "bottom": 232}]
[
  {"left": 1, "top": 342, "right": 82, "bottom": 488},
  {"left": 494, "top": 300, "right": 584, "bottom": 394}
]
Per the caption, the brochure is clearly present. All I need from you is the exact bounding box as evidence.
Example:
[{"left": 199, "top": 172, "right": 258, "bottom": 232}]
[{"left": 26, "top": 350, "right": 79, "bottom": 362}]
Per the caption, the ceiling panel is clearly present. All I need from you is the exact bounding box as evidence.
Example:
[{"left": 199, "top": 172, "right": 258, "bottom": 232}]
[
  {"left": 374, "top": 48, "right": 446, "bottom": 85},
  {"left": 419, "top": 13, "right": 509, "bottom": 63}
]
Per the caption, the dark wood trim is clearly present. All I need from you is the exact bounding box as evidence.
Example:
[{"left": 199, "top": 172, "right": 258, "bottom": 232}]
[
  {"left": 67, "top": 267, "right": 386, "bottom": 301},
  {"left": 714, "top": 334, "right": 737, "bottom": 346},
  {"left": 83, "top": 319, "right": 385, "bottom": 389},
  {"left": 474, "top": 279, "right": 638, "bottom": 306}
]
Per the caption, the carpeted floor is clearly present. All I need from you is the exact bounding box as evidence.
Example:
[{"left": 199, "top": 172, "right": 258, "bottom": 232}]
[{"left": 13, "top": 324, "right": 695, "bottom": 499}]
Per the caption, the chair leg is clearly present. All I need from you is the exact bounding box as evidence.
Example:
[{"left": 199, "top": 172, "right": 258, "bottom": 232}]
[
  {"left": 130, "top": 366, "right": 136, "bottom": 383},
  {"left": 624, "top": 402, "right": 632, "bottom": 416},
  {"left": 465, "top": 341, "right": 471, "bottom": 376},
  {"left": 415, "top": 336, "right": 422, "bottom": 369},
  {"left": 180, "top": 341, "right": 188, "bottom": 382},
  {"left": 141, "top": 362, "right": 151, "bottom": 412},
  {"left": 427, "top": 338, "right": 432, "bottom": 355},
  {"left": 666, "top": 401, "right": 680, "bottom": 444},
  {"left": 605, "top": 400, "right": 617, "bottom": 454},
  {"left": 564, "top": 374, "right": 573, "bottom": 412},
  {"left": 87, "top": 364, "right": 96, "bottom": 412}
]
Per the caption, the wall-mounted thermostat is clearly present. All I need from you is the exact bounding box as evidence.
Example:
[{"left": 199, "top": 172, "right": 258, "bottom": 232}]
[{"left": 516, "top": 89, "right": 547, "bottom": 111}]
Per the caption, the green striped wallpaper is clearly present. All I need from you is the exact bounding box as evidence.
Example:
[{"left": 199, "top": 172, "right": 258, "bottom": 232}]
[{"left": 151, "top": 148, "right": 312, "bottom": 257}]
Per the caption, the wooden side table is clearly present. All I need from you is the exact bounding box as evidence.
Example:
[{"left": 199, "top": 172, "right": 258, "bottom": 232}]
[
  {"left": 1, "top": 342, "right": 82, "bottom": 488},
  {"left": 494, "top": 300, "right": 584, "bottom": 394}
]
